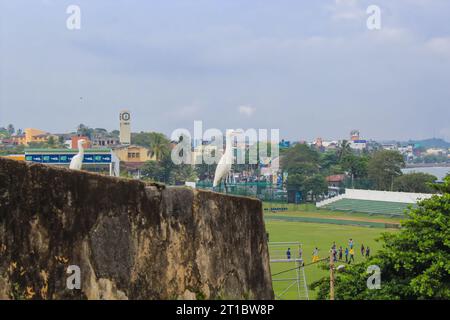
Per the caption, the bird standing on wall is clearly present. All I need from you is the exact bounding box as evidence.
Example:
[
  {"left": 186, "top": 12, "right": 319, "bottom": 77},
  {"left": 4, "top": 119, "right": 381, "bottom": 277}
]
[
  {"left": 69, "top": 139, "right": 86, "bottom": 170},
  {"left": 213, "top": 130, "right": 239, "bottom": 192}
]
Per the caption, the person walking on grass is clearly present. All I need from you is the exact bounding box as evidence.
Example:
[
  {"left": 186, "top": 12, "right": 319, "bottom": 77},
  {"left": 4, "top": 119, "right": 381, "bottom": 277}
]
[
  {"left": 312, "top": 247, "right": 319, "bottom": 263},
  {"left": 286, "top": 248, "right": 291, "bottom": 260},
  {"left": 365, "top": 246, "right": 370, "bottom": 258},
  {"left": 349, "top": 247, "right": 355, "bottom": 264},
  {"left": 361, "top": 244, "right": 365, "bottom": 257},
  {"left": 345, "top": 247, "right": 349, "bottom": 263},
  {"left": 338, "top": 246, "right": 343, "bottom": 261}
]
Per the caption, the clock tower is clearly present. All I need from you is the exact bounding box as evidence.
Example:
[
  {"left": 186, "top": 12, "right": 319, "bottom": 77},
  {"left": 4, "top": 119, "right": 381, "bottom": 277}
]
[{"left": 119, "top": 110, "right": 131, "bottom": 145}]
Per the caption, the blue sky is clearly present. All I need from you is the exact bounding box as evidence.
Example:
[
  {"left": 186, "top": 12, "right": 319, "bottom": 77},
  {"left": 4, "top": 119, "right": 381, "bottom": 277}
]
[{"left": 1, "top": 0, "right": 450, "bottom": 141}]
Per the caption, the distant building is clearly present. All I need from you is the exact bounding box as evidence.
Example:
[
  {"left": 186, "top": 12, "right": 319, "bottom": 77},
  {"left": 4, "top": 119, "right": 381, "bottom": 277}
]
[
  {"left": 92, "top": 135, "right": 120, "bottom": 148},
  {"left": 113, "top": 144, "right": 155, "bottom": 178},
  {"left": 260, "top": 156, "right": 281, "bottom": 184},
  {"left": 398, "top": 145, "right": 415, "bottom": 161},
  {"left": 113, "top": 145, "right": 154, "bottom": 163},
  {"left": 350, "top": 130, "right": 360, "bottom": 141},
  {"left": 350, "top": 140, "right": 367, "bottom": 150},
  {"left": 322, "top": 140, "right": 338, "bottom": 150},
  {"left": 11, "top": 128, "right": 57, "bottom": 146},
  {"left": 425, "top": 148, "right": 446, "bottom": 156},
  {"left": 313, "top": 137, "right": 325, "bottom": 152},
  {"left": 382, "top": 144, "right": 397, "bottom": 151},
  {"left": 348, "top": 130, "right": 367, "bottom": 150},
  {"left": 1, "top": 154, "right": 25, "bottom": 161},
  {"left": 119, "top": 110, "right": 131, "bottom": 145},
  {"left": 326, "top": 174, "right": 346, "bottom": 188}
]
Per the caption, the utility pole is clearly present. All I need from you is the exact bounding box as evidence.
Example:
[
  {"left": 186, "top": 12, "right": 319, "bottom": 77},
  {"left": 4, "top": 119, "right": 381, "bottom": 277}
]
[{"left": 330, "top": 251, "right": 335, "bottom": 300}]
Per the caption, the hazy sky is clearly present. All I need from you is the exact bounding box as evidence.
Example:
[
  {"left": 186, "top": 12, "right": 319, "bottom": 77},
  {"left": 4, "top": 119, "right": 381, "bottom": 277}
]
[{"left": 1, "top": 0, "right": 449, "bottom": 141}]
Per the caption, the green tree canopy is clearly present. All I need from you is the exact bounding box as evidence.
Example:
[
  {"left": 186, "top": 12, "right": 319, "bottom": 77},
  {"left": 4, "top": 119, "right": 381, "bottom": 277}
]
[
  {"left": 312, "top": 176, "right": 450, "bottom": 300},
  {"left": 393, "top": 172, "right": 437, "bottom": 194},
  {"left": 281, "top": 144, "right": 327, "bottom": 201},
  {"left": 132, "top": 132, "right": 170, "bottom": 161},
  {"left": 368, "top": 150, "right": 405, "bottom": 191},
  {"left": 341, "top": 154, "right": 369, "bottom": 179},
  {"left": 281, "top": 143, "right": 320, "bottom": 176},
  {"left": 336, "top": 140, "right": 352, "bottom": 162},
  {"left": 141, "top": 153, "right": 197, "bottom": 185}
]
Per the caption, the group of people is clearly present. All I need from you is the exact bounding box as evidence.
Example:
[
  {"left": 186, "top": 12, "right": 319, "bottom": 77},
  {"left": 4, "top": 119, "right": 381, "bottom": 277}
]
[
  {"left": 285, "top": 239, "right": 371, "bottom": 265},
  {"left": 329, "top": 239, "right": 370, "bottom": 264}
]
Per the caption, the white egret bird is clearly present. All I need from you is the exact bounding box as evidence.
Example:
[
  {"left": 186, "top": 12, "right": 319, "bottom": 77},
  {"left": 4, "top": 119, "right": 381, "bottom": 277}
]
[
  {"left": 69, "top": 139, "right": 86, "bottom": 170},
  {"left": 213, "top": 130, "right": 240, "bottom": 191}
]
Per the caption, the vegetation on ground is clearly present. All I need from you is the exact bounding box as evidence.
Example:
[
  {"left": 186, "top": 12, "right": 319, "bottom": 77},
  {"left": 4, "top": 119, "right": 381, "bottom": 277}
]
[{"left": 311, "top": 176, "right": 450, "bottom": 299}]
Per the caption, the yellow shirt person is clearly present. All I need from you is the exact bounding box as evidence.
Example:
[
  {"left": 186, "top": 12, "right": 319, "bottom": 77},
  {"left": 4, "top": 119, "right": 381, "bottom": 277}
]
[{"left": 312, "top": 247, "right": 319, "bottom": 263}]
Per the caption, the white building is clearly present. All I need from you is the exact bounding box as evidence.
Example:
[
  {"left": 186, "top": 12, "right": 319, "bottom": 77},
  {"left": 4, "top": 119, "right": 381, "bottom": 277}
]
[
  {"left": 350, "top": 140, "right": 367, "bottom": 150},
  {"left": 425, "top": 148, "right": 447, "bottom": 156}
]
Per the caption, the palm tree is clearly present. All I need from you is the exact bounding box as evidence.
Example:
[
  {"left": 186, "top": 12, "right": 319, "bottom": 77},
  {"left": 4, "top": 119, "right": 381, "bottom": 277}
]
[
  {"left": 149, "top": 133, "right": 170, "bottom": 161},
  {"left": 337, "top": 139, "right": 352, "bottom": 162}
]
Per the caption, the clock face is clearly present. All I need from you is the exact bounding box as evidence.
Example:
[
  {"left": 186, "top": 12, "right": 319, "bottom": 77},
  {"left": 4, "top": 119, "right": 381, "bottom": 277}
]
[{"left": 121, "top": 112, "right": 130, "bottom": 121}]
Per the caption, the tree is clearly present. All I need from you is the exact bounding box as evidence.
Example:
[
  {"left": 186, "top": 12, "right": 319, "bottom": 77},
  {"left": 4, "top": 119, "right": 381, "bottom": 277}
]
[
  {"left": 195, "top": 163, "right": 216, "bottom": 181},
  {"left": 281, "top": 144, "right": 327, "bottom": 202},
  {"left": 142, "top": 153, "right": 197, "bottom": 185},
  {"left": 336, "top": 140, "right": 352, "bottom": 162},
  {"left": 393, "top": 172, "right": 437, "bottom": 193},
  {"left": 111, "top": 130, "right": 120, "bottom": 137},
  {"left": 132, "top": 132, "right": 170, "bottom": 161},
  {"left": 340, "top": 154, "right": 369, "bottom": 188},
  {"left": 368, "top": 150, "right": 405, "bottom": 191},
  {"left": 281, "top": 143, "right": 320, "bottom": 176},
  {"left": 320, "top": 151, "right": 342, "bottom": 175},
  {"left": 7, "top": 124, "right": 15, "bottom": 135},
  {"left": 47, "top": 136, "right": 56, "bottom": 147},
  {"left": 304, "top": 174, "right": 328, "bottom": 201},
  {"left": 341, "top": 154, "right": 369, "bottom": 179},
  {"left": 170, "top": 164, "right": 198, "bottom": 185},
  {"left": 76, "top": 124, "right": 93, "bottom": 139},
  {"left": 141, "top": 160, "right": 167, "bottom": 183},
  {"left": 312, "top": 176, "right": 450, "bottom": 300}
]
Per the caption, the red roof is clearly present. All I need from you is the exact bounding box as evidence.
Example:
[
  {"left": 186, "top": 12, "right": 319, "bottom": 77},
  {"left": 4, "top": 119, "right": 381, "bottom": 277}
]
[{"left": 326, "top": 174, "right": 346, "bottom": 183}]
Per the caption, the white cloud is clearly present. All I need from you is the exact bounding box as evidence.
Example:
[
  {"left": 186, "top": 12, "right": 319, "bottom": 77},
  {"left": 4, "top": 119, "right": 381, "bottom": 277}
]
[
  {"left": 425, "top": 37, "right": 450, "bottom": 57},
  {"left": 329, "top": 0, "right": 365, "bottom": 21},
  {"left": 238, "top": 105, "right": 256, "bottom": 117}
]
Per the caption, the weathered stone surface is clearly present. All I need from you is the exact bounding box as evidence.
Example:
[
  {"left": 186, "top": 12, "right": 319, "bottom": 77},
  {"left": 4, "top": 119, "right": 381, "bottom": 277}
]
[{"left": 0, "top": 157, "right": 273, "bottom": 300}]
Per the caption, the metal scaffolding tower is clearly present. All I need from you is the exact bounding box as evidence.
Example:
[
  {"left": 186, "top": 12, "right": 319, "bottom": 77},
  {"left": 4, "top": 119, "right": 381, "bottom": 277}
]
[{"left": 269, "top": 242, "right": 309, "bottom": 300}]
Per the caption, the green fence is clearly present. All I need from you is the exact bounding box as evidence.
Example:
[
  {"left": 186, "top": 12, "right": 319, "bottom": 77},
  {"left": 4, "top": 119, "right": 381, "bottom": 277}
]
[{"left": 196, "top": 181, "right": 288, "bottom": 202}]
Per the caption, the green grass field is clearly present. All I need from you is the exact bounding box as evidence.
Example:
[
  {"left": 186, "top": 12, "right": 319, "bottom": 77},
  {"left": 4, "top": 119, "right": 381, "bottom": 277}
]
[
  {"left": 263, "top": 202, "right": 404, "bottom": 223},
  {"left": 265, "top": 219, "right": 398, "bottom": 300}
]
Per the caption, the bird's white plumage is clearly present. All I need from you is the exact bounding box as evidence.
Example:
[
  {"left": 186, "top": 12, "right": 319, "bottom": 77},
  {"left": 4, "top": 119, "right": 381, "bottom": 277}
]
[
  {"left": 213, "top": 130, "right": 238, "bottom": 188},
  {"left": 69, "top": 139, "right": 86, "bottom": 170}
]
